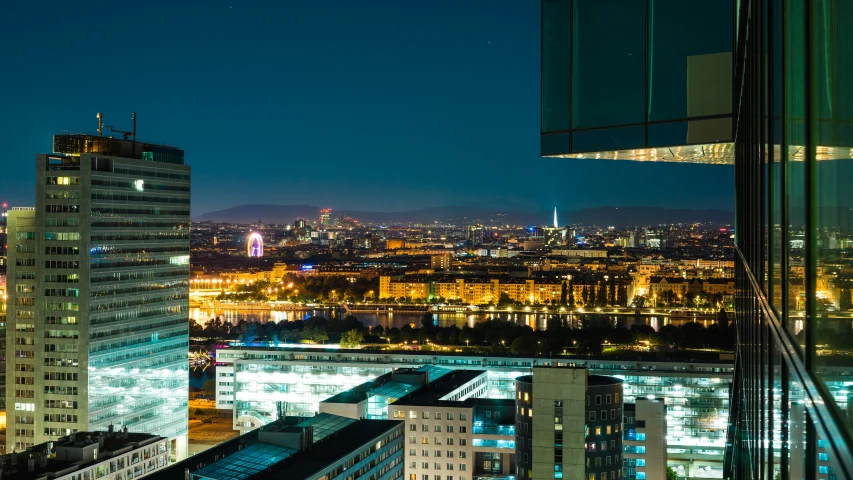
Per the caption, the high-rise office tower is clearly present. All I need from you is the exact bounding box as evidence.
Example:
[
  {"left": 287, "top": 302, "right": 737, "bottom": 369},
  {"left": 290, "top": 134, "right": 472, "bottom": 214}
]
[
  {"left": 539, "top": 1, "right": 853, "bottom": 478},
  {"left": 5, "top": 130, "right": 190, "bottom": 457}
]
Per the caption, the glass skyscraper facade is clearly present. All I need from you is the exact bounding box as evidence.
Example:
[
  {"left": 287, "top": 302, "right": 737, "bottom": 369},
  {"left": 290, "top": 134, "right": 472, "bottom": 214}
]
[
  {"left": 729, "top": 0, "right": 853, "bottom": 479},
  {"left": 5, "top": 135, "right": 190, "bottom": 456},
  {"left": 540, "top": 0, "right": 853, "bottom": 478}
]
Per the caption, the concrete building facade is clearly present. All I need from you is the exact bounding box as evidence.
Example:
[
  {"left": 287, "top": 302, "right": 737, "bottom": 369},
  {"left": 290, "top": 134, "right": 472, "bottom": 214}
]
[
  {"left": 515, "top": 369, "right": 621, "bottom": 480},
  {"left": 623, "top": 398, "right": 667, "bottom": 480}
]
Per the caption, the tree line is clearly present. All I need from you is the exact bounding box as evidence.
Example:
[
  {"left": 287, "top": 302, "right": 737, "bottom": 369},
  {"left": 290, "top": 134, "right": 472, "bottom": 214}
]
[{"left": 191, "top": 308, "right": 735, "bottom": 355}]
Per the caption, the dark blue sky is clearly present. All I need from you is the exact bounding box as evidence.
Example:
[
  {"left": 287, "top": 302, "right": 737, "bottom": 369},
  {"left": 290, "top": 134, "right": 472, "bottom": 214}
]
[{"left": 0, "top": 0, "right": 733, "bottom": 216}]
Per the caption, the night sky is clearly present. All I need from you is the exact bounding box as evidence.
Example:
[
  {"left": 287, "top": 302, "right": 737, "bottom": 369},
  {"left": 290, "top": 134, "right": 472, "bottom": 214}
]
[{"left": 0, "top": 0, "right": 734, "bottom": 217}]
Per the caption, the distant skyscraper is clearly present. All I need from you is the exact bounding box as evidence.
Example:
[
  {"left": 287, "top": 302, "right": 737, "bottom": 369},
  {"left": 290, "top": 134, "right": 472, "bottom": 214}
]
[
  {"left": 5, "top": 130, "right": 190, "bottom": 456},
  {"left": 553, "top": 207, "right": 558, "bottom": 228},
  {"left": 319, "top": 208, "right": 332, "bottom": 226},
  {"left": 467, "top": 225, "right": 484, "bottom": 246}
]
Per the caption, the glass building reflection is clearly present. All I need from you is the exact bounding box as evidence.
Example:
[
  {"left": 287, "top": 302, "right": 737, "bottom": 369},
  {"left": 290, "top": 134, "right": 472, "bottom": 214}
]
[{"left": 540, "top": 0, "right": 853, "bottom": 478}]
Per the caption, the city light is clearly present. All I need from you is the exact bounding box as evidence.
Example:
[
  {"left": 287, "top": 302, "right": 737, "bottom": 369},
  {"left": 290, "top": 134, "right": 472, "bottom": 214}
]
[{"left": 247, "top": 232, "right": 263, "bottom": 257}]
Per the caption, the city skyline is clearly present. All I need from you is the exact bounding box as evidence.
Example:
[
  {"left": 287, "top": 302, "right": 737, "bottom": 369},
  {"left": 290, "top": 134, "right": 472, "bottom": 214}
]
[
  {"left": 0, "top": 0, "right": 851, "bottom": 478},
  {"left": 0, "top": 1, "right": 734, "bottom": 215}
]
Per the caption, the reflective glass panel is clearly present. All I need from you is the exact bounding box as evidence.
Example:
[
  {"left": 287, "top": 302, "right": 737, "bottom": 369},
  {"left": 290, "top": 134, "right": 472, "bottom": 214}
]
[
  {"left": 647, "top": 0, "right": 733, "bottom": 122},
  {"left": 785, "top": 0, "right": 806, "bottom": 346},
  {"left": 542, "top": 0, "right": 571, "bottom": 132},
  {"left": 571, "top": 0, "right": 644, "bottom": 129},
  {"left": 813, "top": 0, "right": 853, "bottom": 438}
]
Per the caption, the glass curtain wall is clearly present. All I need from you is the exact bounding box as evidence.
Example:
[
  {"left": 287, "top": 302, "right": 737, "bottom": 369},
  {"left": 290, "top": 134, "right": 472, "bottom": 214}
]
[
  {"left": 541, "top": 0, "right": 734, "bottom": 161},
  {"left": 728, "top": 0, "right": 853, "bottom": 479}
]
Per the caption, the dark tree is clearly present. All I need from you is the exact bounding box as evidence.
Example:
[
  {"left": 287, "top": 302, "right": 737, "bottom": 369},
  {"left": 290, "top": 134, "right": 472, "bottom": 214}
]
[
  {"left": 567, "top": 281, "right": 575, "bottom": 307},
  {"left": 510, "top": 337, "right": 535, "bottom": 354},
  {"left": 202, "top": 379, "right": 216, "bottom": 394},
  {"left": 718, "top": 308, "right": 729, "bottom": 329},
  {"left": 421, "top": 312, "right": 435, "bottom": 332},
  {"left": 596, "top": 282, "right": 607, "bottom": 308},
  {"left": 619, "top": 285, "right": 629, "bottom": 306},
  {"left": 560, "top": 282, "right": 568, "bottom": 307},
  {"left": 547, "top": 316, "right": 563, "bottom": 331}
]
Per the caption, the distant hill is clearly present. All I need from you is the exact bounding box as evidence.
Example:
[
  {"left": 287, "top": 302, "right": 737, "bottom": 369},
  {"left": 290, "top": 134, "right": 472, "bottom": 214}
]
[
  {"left": 194, "top": 204, "right": 734, "bottom": 226},
  {"left": 566, "top": 206, "right": 733, "bottom": 226}
]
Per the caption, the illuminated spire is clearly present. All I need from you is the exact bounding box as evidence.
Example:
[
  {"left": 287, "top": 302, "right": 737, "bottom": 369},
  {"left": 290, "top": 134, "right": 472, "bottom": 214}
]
[{"left": 553, "top": 207, "right": 558, "bottom": 228}]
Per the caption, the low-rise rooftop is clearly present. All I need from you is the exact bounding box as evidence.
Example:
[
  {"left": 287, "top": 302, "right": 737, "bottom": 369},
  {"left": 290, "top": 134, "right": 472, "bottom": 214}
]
[
  {"left": 391, "top": 369, "right": 486, "bottom": 406},
  {"left": 190, "top": 415, "right": 401, "bottom": 480},
  {"left": 0, "top": 429, "right": 166, "bottom": 480}
]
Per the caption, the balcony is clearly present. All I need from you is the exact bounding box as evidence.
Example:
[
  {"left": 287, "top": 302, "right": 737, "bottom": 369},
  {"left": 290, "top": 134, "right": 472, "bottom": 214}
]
[
  {"left": 472, "top": 439, "right": 516, "bottom": 449},
  {"left": 471, "top": 424, "right": 516, "bottom": 436}
]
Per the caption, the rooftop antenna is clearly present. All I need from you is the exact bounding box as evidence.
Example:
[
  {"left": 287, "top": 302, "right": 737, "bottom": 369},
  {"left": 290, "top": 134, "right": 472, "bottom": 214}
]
[
  {"left": 132, "top": 112, "right": 137, "bottom": 154},
  {"left": 106, "top": 112, "right": 135, "bottom": 141},
  {"left": 96, "top": 113, "right": 104, "bottom": 137}
]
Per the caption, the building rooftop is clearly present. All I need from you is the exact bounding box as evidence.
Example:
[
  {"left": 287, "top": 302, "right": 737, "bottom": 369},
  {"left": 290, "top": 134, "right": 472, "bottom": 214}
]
[
  {"left": 515, "top": 372, "right": 621, "bottom": 387},
  {"left": 0, "top": 429, "right": 165, "bottom": 480},
  {"left": 191, "top": 416, "right": 401, "bottom": 480},
  {"left": 52, "top": 133, "right": 184, "bottom": 164},
  {"left": 321, "top": 366, "right": 451, "bottom": 405},
  {"left": 192, "top": 442, "right": 297, "bottom": 480},
  {"left": 289, "top": 413, "right": 357, "bottom": 443},
  {"left": 588, "top": 374, "right": 624, "bottom": 386},
  {"left": 392, "top": 369, "right": 486, "bottom": 406}
]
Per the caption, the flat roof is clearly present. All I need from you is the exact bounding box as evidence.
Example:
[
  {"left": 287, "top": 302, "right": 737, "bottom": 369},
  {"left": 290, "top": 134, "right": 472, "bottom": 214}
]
[
  {"left": 322, "top": 366, "right": 452, "bottom": 405},
  {"left": 196, "top": 418, "right": 402, "bottom": 480},
  {"left": 218, "top": 345, "right": 736, "bottom": 365},
  {"left": 392, "top": 370, "right": 486, "bottom": 406},
  {"left": 516, "top": 373, "right": 621, "bottom": 387},
  {"left": 1, "top": 431, "right": 165, "bottom": 480},
  {"left": 589, "top": 374, "right": 623, "bottom": 386},
  {"left": 52, "top": 133, "right": 184, "bottom": 164},
  {"left": 272, "top": 420, "right": 401, "bottom": 479},
  {"left": 293, "top": 413, "right": 356, "bottom": 443},
  {"left": 321, "top": 375, "right": 389, "bottom": 404},
  {"left": 193, "top": 443, "right": 297, "bottom": 480}
]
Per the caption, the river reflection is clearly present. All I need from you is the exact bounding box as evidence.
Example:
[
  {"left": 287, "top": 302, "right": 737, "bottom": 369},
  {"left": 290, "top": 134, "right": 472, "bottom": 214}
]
[{"left": 191, "top": 308, "right": 716, "bottom": 332}]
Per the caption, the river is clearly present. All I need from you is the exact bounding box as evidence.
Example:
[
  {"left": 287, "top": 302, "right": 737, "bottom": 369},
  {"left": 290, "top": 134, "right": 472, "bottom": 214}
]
[
  {"left": 188, "top": 308, "right": 722, "bottom": 390},
  {"left": 190, "top": 307, "right": 719, "bottom": 331}
]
